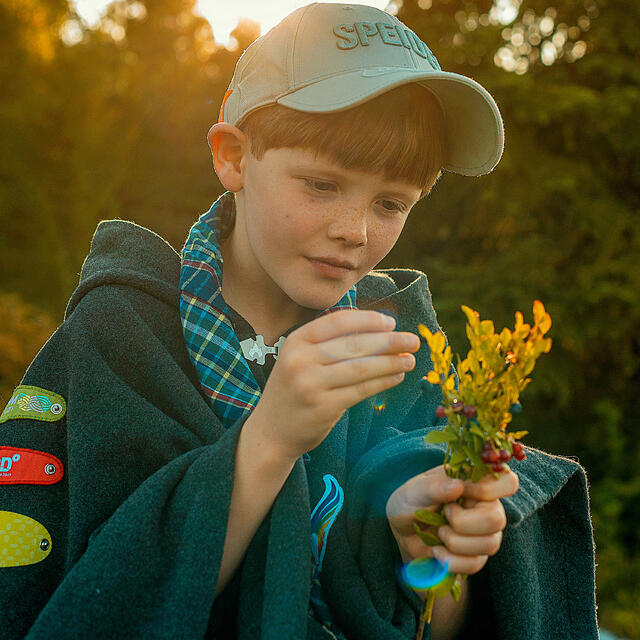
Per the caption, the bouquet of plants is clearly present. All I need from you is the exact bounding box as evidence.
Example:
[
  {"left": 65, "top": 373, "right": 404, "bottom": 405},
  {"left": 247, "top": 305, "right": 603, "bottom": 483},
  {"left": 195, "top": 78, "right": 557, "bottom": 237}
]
[{"left": 404, "top": 301, "right": 552, "bottom": 638}]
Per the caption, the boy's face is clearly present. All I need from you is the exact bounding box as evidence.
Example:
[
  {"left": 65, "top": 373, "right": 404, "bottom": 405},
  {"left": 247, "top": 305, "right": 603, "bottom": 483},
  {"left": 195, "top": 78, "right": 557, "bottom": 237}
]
[{"left": 216, "top": 135, "right": 422, "bottom": 331}]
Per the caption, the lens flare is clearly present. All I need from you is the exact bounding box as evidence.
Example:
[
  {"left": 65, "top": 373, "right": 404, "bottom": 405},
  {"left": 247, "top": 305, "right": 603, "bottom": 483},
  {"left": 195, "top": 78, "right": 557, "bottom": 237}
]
[
  {"left": 398, "top": 556, "right": 450, "bottom": 591},
  {"left": 374, "top": 401, "right": 386, "bottom": 413}
]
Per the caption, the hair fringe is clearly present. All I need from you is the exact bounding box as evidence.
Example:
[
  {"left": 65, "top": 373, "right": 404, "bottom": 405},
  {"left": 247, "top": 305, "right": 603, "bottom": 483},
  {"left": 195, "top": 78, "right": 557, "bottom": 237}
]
[{"left": 238, "top": 83, "right": 446, "bottom": 200}]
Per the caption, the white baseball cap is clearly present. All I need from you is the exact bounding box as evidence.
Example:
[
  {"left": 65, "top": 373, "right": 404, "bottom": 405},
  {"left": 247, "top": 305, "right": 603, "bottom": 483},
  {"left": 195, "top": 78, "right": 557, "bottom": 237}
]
[{"left": 218, "top": 2, "right": 505, "bottom": 177}]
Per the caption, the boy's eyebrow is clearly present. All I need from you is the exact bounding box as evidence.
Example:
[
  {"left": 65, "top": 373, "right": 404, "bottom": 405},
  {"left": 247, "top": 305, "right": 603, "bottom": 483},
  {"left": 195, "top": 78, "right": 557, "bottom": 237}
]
[{"left": 294, "top": 164, "right": 417, "bottom": 200}]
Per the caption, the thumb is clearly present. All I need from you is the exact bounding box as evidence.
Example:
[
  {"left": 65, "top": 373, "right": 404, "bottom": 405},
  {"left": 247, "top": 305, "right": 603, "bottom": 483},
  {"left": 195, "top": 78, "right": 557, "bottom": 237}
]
[
  {"left": 432, "top": 475, "right": 465, "bottom": 506},
  {"left": 407, "top": 467, "right": 465, "bottom": 509}
]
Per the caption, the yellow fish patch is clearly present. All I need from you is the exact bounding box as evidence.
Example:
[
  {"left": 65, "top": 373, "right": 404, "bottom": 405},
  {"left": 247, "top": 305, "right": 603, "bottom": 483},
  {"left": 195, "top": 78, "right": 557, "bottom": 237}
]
[{"left": 0, "top": 511, "right": 52, "bottom": 567}]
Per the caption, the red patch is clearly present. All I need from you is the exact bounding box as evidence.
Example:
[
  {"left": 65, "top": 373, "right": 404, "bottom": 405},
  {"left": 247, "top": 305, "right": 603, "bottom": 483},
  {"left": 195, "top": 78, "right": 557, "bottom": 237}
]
[{"left": 0, "top": 447, "right": 64, "bottom": 485}]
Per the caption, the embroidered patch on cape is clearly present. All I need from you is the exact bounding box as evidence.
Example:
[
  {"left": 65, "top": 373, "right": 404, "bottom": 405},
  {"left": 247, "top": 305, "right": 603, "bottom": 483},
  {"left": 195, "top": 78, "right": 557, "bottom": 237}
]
[
  {"left": 311, "top": 474, "right": 345, "bottom": 573},
  {"left": 0, "top": 447, "right": 64, "bottom": 485},
  {"left": 0, "top": 511, "right": 52, "bottom": 567},
  {"left": 0, "top": 386, "right": 66, "bottom": 424},
  {"left": 309, "top": 474, "right": 348, "bottom": 636}
]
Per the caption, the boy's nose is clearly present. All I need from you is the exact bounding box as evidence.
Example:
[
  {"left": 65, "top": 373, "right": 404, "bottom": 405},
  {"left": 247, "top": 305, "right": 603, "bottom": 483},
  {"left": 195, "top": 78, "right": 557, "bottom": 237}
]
[{"left": 328, "top": 207, "right": 368, "bottom": 245}]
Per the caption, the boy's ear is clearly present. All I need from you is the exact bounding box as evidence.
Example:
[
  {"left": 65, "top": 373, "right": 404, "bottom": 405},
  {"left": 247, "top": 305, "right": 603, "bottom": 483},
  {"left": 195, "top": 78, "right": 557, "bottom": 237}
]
[{"left": 207, "top": 123, "right": 248, "bottom": 192}]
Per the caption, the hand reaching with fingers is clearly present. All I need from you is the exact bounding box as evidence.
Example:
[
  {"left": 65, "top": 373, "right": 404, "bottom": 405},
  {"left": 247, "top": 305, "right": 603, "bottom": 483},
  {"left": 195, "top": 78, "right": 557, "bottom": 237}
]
[
  {"left": 385, "top": 464, "right": 519, "bottom": 575},
  {"left": 248, "top": 309, "right": 422, "bottom": 463}
]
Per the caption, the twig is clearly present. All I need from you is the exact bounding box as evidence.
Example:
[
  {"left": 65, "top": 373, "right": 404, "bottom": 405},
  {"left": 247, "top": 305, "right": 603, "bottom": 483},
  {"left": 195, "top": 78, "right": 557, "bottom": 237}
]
[{"left": 415, "top": 591, "right": 434, "bottom": 640}]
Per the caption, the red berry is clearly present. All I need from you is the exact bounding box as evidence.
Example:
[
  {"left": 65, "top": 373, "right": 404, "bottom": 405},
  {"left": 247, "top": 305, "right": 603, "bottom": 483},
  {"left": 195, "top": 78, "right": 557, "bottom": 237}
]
[
  {"left": 512, "top": 442, "right": 523, "bottom": 455},
  {"left": 492, "top": 462, "right": 504, "bottom": 472},
  {"left": 462, "top": 405, "right": 477, "bottom": 418},
  {"left": 499, "top": 449, "right": 512, "bottom": 461},
  {"left": 435, "top": 405, "right": 446, "bottom": 418},
  {"left": 514, "top": 450, "right": 526, "bottom": 461},
  {"left": 482, "top": 450, "right": 500, "bottom": 463}
]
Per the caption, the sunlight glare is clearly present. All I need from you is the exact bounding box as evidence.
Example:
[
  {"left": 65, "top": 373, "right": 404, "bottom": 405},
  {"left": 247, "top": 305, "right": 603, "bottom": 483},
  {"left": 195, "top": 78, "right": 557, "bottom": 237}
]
[{"left": 71, "top": 0, "right": 394, "bottom": 46}]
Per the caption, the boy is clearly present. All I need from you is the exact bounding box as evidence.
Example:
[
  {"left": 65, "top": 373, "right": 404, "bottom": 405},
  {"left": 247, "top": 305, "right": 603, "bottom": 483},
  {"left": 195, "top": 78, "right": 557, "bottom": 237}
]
[{"left": 0, "top": 3, "right": 598, "bottom": 639}]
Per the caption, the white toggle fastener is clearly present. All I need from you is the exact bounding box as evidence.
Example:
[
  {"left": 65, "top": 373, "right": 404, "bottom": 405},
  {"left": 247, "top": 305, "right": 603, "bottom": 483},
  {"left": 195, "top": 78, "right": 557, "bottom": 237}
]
[{"left": 239, "top": 335, "right": 286, "bottom": 365}]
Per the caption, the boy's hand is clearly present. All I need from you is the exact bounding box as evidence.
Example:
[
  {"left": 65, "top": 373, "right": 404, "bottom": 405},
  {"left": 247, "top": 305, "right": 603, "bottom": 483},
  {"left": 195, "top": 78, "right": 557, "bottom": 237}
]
[
  {"left": 385, "top": 465, "right": 519, "bottom": 574},
  {"left": 248, "top": 309, "right": 420, "bottom": 462}
]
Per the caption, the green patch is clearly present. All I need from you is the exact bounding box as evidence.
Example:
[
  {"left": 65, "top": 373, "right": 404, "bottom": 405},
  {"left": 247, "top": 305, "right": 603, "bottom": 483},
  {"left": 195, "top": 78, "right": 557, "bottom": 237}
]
[{"left": 0, "top": 386, "right": 66, "bottom": 424}]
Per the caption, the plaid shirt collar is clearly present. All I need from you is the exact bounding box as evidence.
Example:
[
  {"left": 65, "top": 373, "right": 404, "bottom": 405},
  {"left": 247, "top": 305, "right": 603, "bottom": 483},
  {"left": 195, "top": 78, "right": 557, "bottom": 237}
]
[{"left": 179, "top": 191, "right": 358, "bottom": 428}]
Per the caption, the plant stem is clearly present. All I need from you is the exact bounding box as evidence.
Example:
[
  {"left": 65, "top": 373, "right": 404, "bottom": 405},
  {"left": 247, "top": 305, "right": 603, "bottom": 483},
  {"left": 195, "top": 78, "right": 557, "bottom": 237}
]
[{"left": 416, "top": 591, "right": 435, "bottom": 640}]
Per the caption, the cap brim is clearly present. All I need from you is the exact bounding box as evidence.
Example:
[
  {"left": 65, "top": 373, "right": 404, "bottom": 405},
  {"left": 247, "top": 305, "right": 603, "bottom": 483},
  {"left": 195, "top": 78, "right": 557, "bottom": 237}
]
[{"left": 277, "top": 69, "right": 504, "bottom": 177}]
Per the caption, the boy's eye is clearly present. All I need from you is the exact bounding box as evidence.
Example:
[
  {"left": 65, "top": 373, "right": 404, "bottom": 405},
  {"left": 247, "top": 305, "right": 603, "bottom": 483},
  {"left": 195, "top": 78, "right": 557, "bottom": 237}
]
[
  {"left": 305, "top": 179, "right": 334, "bottom": 192},
  {"left": 380, "top": 200, "right": 405, "bottom": 214},
  {"left": 304, "top": 178, "right": 405, "bottom": 214}
]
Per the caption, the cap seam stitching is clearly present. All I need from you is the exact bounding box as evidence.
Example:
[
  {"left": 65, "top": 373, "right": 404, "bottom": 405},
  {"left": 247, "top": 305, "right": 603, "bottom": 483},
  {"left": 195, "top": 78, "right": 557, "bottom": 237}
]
[{"left": 291, "top": 3, "right": 319, "bottom": 89}]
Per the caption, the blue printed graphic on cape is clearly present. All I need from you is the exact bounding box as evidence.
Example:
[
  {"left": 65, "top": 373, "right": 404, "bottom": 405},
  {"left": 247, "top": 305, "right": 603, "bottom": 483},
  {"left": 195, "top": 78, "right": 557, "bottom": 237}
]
[{"left": 309, "top": 473, "right": 347, "bottom": 638}]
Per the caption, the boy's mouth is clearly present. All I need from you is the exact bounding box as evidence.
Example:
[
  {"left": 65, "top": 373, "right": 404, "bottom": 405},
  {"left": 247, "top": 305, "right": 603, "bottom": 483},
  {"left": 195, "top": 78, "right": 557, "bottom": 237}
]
[
  {"left": 308, "top": 256, "right": 356, "bottom": 270},
  {"left": 307, "top": 257, "right": 355, "bottom": 278}
]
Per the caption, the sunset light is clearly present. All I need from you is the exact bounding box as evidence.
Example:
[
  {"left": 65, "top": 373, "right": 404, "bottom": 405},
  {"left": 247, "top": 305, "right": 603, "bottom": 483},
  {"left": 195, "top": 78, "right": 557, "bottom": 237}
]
[{"left": 71, "top": 0, "right": 395, "bottom": 47}]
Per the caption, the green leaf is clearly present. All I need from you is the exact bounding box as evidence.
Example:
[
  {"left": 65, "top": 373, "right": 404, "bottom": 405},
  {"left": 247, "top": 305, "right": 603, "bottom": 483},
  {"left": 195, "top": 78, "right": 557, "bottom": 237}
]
[
  {"left": 448, "top": 462, "right": 462, "bottom": 474},
  {"left": 469, "top": 424, "right": 485, "bottom": 438},
  {"left": 449, "top": 450, "right": 467, "bottom": 465},
  {"left": 424, "top": 430, "right": 457, "bottom": 444},
  {"left": 451, "top": 578, "right": 462, "bottom": 602},
  {"left": 471, "top": 464, "right": 487, "bottom": 483},
  {"left": 431, "top": 573, "right": 456, "bottom": 598},
  {"left": 414, "top": 509, "right": 447, "bottom": 527},
  {"left": 464, "top": 445, "right": 483, "bottom": 468},
  {"left": 469, "top": 450, "right": 485, "bottom": 469},
  {"left": 412, "top": 522, "right": 442, "bottom": 546}
]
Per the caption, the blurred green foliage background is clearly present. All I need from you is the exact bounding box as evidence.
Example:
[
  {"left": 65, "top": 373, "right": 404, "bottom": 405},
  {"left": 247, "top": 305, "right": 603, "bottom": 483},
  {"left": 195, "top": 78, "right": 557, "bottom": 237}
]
[{"left": 0, "top": 0, "right": 638, "bottom": 636}]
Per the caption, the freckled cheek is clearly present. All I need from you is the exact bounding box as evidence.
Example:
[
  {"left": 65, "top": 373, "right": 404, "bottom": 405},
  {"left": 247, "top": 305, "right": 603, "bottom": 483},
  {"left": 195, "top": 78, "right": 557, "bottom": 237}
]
[
  {"left": 366, "top": 229, "right": 402, "bottom": 270},
  {"left": 257, "top": 212, "right": 311, "bottom": 261},
  {"left": 282, "top": 208, "right": 324, "bottom": 248}
]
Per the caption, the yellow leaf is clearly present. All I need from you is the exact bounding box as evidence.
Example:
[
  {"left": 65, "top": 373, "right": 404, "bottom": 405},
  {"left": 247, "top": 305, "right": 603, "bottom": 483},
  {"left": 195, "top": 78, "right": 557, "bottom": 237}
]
[
  {"left": 426, "top": 371, "right": 440, "bottom": 384},
  {"left": 532, "top": 300, "right": 546, "bottom": 325},
  {"left": 432, "top": 332, "right": 445, "bottom": 354},
  {"left": 539, "top": 312, "right": 552, "bottom": 335},
  {"left": 532, "top": 300, "right": 552, "bottom": 334},
  {"left": 445, "top": 374, "right": 456, "bottom": 390},
  {"left": 514, "top": 311, "right": 523, "bottom": 330},
  {"left": 479, "top": 319, "right": 495, "bottom": 335},
  {"left": 461, "top": 305, "right": 479, "bottom": 327},
  {"left": 417, "top": 323, "right": 434, "bottom": 341}
]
